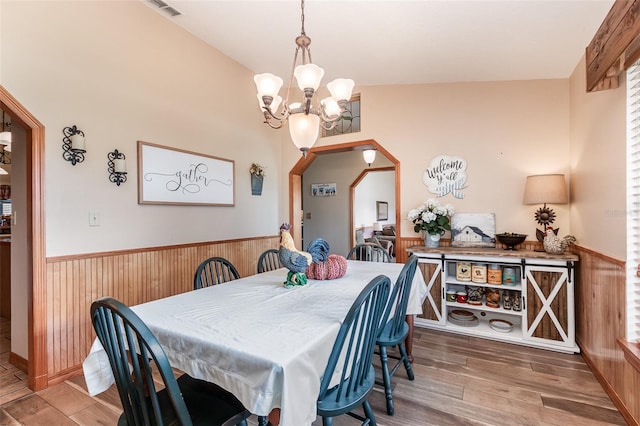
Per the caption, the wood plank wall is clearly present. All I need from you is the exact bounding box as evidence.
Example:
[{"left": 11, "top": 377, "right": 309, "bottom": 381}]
[
  {"left": 573, "top": 245, "right": 639, "bottom": 425},
  {"left": 44, "top": 235, "right": 279, "bottom": 384}
]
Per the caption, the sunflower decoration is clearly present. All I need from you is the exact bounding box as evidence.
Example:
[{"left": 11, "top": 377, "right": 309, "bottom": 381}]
[
  {"left": 534, "top": 205, "right": 556, "bottom": 226},
  {"left": 534, "top": 204, "right": 558, "bottom": 243}
]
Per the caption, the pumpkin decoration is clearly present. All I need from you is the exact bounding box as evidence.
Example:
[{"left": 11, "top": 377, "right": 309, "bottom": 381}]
[{"left": 306, "top": 254, "right": 348, "bottom": 280}]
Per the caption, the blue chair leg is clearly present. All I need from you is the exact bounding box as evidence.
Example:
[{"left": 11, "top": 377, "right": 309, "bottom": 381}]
[
  {"left": 257, "top": 416, "right": 268, "bottom": 426},
  {"left": 379, "top": 345, "right": 394, "bottom": 415},
  {"left": 322, "top": 416, "right": 334, "bottom": 426},
  {"left": 398, "top": 343, "right": 415, "bottom": 380},
  {"left": 363, "top": 400, "right": 377, "bottom": 426}
]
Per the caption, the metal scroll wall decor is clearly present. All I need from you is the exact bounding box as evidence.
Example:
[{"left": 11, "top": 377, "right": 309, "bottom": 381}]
[
  {"left": 107, "top": 149, "right": 127, "bottom": 186},
  {"left": 62, "top": 125, "right": 86, "bottom": 165}
]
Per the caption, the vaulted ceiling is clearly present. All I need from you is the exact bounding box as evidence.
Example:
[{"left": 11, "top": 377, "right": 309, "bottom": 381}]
[{"left": 144, "top": 0, "right": 614, "bottom": 86}]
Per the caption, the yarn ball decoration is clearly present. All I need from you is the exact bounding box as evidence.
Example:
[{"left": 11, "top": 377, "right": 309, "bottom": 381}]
[{"left": 306, "top": 254, "right": 348, "bottom": 280}]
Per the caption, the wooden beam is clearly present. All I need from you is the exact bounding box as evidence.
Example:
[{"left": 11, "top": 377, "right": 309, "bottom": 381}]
[{"left": 586, "top": 0, "right": 640, "bottom": 92}]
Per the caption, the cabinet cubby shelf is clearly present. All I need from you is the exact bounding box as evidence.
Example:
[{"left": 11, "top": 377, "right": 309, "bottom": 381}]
[
  {"left": 446, "top": 301, "right": 522, "bottom": 316},
  {"left": 408, "top": 246, "right": 579, "bottom": 354}
]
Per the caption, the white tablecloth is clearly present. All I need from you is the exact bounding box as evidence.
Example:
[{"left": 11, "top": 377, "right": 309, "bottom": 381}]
[{"left": 83, "top": 260, "right": 426, "bottom": 426}]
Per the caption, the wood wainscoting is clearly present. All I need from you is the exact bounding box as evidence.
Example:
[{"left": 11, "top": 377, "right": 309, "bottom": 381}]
[
  {"left": 43, "top": 235, "right": 279, "bottom": 385},
  {"left": 573, "top": 245, "right": 639, "bottom": 426}
]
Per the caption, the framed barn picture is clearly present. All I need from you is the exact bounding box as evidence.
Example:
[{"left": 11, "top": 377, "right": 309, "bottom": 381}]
[{"left": 451, "top": 213, "right": 496, "bottom": 248}]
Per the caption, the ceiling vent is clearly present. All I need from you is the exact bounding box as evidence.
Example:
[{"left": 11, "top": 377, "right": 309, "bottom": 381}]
[{"left": 147, "top": 0, "right": 182, "bottom": 17}]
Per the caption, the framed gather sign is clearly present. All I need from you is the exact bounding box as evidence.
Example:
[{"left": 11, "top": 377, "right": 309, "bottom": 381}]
[{"left": 137, "top": 141, "right": 234, "bottom": 206}]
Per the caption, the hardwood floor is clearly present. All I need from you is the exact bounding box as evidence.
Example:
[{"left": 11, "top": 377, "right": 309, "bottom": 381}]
[{"left": 0, "top": 323, "right": 627, "bottom": 425}]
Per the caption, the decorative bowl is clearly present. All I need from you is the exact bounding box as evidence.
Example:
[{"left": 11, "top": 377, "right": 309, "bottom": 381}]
[{"left": 495, "top": 233, "right": 527, "bottom": 250}]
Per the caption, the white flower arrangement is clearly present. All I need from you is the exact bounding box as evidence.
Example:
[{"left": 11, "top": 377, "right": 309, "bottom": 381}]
[{"left": 408, "top": 199, "right": 455, "bottom": 235}]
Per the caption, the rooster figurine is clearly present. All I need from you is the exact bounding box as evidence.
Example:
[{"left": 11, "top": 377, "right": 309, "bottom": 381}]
[
  {"left": 278, "top": 223, "right": 330, "bottom": 287},
  {"left": 543, "top": 226, "right": 577, "bottom": 255}
]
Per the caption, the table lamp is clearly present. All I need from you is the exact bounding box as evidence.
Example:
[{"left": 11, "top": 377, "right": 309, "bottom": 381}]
[
  {"left": 373, "top": 222, "right": 383, "bottom": 234},
  {"left": 523, "top": 174, "right": 568, "bottom": 245}
]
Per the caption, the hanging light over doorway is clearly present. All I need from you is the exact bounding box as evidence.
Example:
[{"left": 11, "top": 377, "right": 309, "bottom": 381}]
[{"left": 362, "top": 149, "right": 376, "bottom": 166}]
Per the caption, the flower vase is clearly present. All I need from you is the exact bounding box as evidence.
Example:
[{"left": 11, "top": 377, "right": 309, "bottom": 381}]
[
  {"left": 251, "top": 174, "right": 263, "bottom": 196},
  {"left": 425, "top": 233, "right": 441, "bottom": 248}
]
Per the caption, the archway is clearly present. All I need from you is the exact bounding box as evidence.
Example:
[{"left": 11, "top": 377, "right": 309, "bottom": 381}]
[{"left": 288, "top": 139, "right": 401, "bottom": 259}]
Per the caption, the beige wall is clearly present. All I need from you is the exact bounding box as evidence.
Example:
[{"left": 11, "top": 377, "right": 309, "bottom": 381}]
[
  {"left": 1, "top": 0, "right": 285, "bottom": 258},
  {"left": 569, "top": 55, "right": 627, "bottom": 260},
  {"left": 302, "top": 80, "right": 573, "bottom": 243}
]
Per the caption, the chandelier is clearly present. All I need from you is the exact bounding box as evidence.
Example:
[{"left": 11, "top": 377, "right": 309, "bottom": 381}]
[{"left": 254, "top": 0, "right": 354, "bottom": 157}]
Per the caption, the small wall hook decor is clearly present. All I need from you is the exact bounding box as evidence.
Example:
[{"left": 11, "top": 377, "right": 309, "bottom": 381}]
[
  {"left": 62, "top": 125, "right": 86, "bottom": 165},
  {"left": 107, "top": 149, "right": 127, "bottom": 186}
]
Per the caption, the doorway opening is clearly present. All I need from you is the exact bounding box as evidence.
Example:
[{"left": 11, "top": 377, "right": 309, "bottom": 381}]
[
  {"left": 288, "top": 139, "right": 401, "bottom": 259},
  {"left": 0, "top": 85, "right": 47, "bottom": 391}
]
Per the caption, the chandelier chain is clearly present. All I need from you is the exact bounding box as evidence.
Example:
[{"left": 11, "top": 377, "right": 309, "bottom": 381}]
[{"left": 300, "top": 0, "right": 306, "bottom": 35}]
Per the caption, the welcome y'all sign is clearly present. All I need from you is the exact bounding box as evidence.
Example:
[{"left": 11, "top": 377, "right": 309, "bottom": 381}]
[{"left": 422, "top": 155, "right": 468, "bottom": 199}]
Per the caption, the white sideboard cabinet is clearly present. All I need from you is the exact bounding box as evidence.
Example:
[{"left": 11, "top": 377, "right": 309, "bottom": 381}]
[{"left": 408, "top": 246, "right": 579, "bottom": 353}]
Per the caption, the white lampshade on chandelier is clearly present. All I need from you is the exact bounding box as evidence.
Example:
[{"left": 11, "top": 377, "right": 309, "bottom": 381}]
[{"left": 254, "top": 0, "right": 354, "bottom": 157}]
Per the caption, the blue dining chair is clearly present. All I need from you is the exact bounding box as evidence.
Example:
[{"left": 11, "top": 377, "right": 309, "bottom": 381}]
[
  {"left": 257, "top": 249, "right": 281, "bottom": 273},
  {"left": 194, "top": 257, "right": 240, "bottom": 289},
  {"left": 317, "top": 275, "right": 391, "bottom": 426},
  {"left": 346, "top": 243, "right": 392, "bottom": 263},
  {"left": 90, "top": 297, "right": 251, "bottom": 426},
  {"left": 375, "top": 255, "right": 418, "bottom": 415}
]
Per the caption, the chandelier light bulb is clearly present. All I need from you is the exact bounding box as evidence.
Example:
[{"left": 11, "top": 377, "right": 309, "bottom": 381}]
[
  {"left": 363, "top": 149, "right": 376, "bottom": 166},
  {"left": 3, "top": 143, "right": 10, "bottom": 153},
  {"left": 254, "top": 73, "right": 283, "bottom": 99},
  {"left": 289, "top": 113, "right": 320, "bottom": 151},
  {"left": 321, "top": 97, "right": 341, "bottom": 119},
  {"left": 0, "top": 132, "right": 10, "bottom": 146},
  {"left": 294, "top": 63, "right": 324, "bottom": 91},
  {"left": 327, "top": 78, "right": 355, "bottom": 102},
  {"left": 0, "top": 167, "right": 7, "bottom": 175}
]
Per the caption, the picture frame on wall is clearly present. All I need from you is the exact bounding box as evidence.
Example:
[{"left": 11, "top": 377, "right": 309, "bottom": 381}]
[
  {"left": 137, "top": 141, "right": 234, "bottom": 206},
  {"left": 450, "top": 213, "right": 496, "bottom": 248},
  {"left": 311, "top": 183, "right": 336, "bottom": 197},
  {"left": 376, "top": 201, "right": 388, "bottom": 221}
]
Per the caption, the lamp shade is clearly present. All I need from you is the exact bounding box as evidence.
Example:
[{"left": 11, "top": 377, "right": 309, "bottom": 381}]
[
  {"left": 321, "top": 97, "right": 341, "bottom": 119},
  {"left": 0, "top": 132, "right": 11, "bottom": 146},
  {"left": 373, "top": 222, "right": 383, "bottom": 232},
  {"left": 363, "top": 149, "right": 376, "bottom": 165},
  {"left": 327, "top": 78, "right": 355, "bottom": 102},
  {"left": 288, "top": 113, "right": 320, "bottom": 150},
  {"left": 523, "top": 174, "right": 568, "bottom": 205},
  {"left": 294, "top": 63, "right": 324, "bottom": 91},
  {"left": 254, "top": 73, "right": 283, "bottom": 99}
]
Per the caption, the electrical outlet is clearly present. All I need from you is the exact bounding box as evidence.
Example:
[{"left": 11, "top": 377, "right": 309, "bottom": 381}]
[{"left": 89, "top": 211, "right": 100, "bottom": 226}]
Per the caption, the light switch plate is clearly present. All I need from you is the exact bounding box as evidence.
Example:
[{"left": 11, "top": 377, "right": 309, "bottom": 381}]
[{"left": 89, "top": 211, "right": 100, "bottom": 226}]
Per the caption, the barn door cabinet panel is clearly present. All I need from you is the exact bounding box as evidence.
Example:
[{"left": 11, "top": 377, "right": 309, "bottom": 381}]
[
  {"left": 414, "top": 254, "right": 445, "bottom": 326},
  {"left": 407, "top": 246, "right": 579, "bottom": 354}
]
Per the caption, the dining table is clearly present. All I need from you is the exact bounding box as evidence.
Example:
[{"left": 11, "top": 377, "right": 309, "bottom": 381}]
[{"left": 83, "top": 259, "right": 427, "bottom": 426}]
